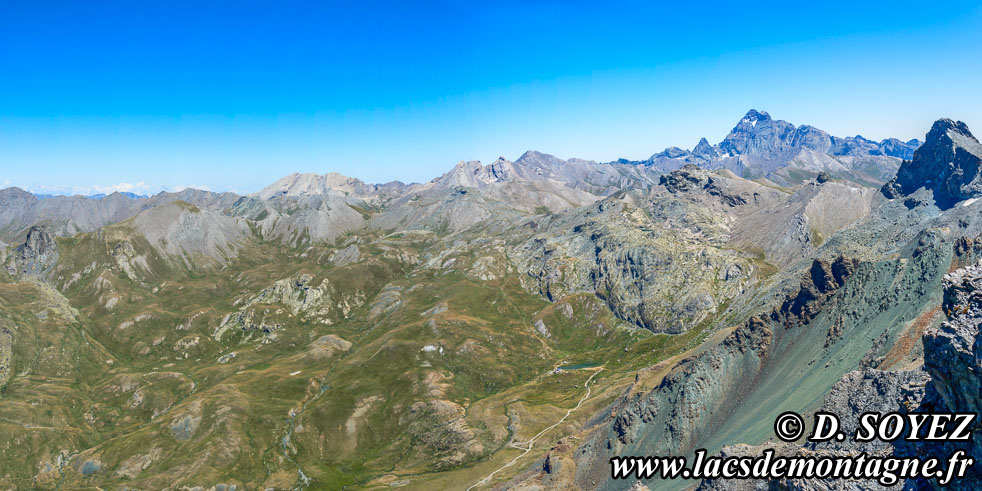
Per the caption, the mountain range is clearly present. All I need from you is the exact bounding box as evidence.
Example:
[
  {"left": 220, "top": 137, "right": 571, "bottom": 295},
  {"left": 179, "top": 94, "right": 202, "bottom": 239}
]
[
  {"left": 0, "top": 111, "right": 978, "bottom": 490},
  {"left": 614, "top": 109, "right": 921, "bottom": 186},
  {"left": 0, "top": 110, "right": 918, "bottom": 245}
]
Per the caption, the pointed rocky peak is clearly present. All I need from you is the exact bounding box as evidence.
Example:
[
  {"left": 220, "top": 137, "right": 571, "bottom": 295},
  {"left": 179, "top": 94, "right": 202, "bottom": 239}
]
[
  {"left": 882, "top": 119, "right": 982, "bottom": 208},
  {"left": 720, "top": 109, "right": 795, "bottom": 157},
  {"left": 691, "top": 138, "right": 718, "bottom": 159},
  {"left": 927, "top": 118, "right": 976, "bottom": 144},
  {"left": 738, "top": 109, "right": 772, "bottom": 129}
]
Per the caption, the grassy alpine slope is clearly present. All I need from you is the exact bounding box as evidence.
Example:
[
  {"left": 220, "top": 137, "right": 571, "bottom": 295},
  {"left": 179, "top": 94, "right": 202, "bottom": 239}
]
[{"left": 0, "top": 194, "right": 734, "bottom": 489}]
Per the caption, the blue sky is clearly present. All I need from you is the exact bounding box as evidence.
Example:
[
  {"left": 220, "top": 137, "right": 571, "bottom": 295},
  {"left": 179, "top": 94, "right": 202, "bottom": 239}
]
[{"left": 2, "top": 1, "right": 981, "bottom": 195}]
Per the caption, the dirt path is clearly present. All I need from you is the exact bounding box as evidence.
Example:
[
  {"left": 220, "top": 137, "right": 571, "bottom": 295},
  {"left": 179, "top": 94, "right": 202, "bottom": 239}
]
[{"left": 466, "top": 367, "right": 603, "bottom": 490}]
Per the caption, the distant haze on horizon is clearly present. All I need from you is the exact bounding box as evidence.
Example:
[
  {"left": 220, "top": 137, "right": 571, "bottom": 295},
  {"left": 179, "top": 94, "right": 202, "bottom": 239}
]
[{"left": 2, "top": 1, "right": 981, "bottom": 196}]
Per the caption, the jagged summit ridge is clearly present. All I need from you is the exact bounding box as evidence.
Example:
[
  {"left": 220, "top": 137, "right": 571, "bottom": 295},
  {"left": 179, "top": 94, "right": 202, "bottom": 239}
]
[
  {"left": 882, "top": 118, "right": 982, "bottom": 208},
  {"left": 619, "top": 109, "right": 922, "bottom": 186}
]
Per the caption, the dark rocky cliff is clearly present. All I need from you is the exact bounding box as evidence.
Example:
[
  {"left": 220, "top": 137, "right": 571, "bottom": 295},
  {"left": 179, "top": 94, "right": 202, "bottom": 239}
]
[{"left": 882, "top": 119, "right": 982, "bottom": 209}]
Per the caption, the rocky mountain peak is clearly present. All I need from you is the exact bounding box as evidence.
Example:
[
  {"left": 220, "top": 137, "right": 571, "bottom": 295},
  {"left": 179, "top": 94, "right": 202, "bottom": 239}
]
[
  {"left": 608, "top": 109, "right": 921, "bottom": 186},
  {"left": 516, "top": 150, "right": 565, "bottom": 167},
  {"left": 436, "top": 159, "right": 516, "bottom": 188},
  {"left": 253, "top": 171, "right": 372, "bottom": 200},
  {"left": 881, "top": 118, "right": 982, "bottom": 208},
  {"left": 0, "top": 186, "right": 36, "bottom": 201},
  {"left": 691, "top": 138, "right": 718, "bottom": 159},
  {"left": 926, "top": 118, "right": 976, "bottom": 147},
  {"left": 740, "top": 109, "right": 771, "bottom": 126},
  {"left": 719, "top": 109, "right": 795, "bottom": 158}
]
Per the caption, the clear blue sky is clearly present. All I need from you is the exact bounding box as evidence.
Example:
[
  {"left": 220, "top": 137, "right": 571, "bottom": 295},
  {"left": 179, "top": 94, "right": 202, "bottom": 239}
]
[{"left": 2, "top": 1, "right": 981, "bottom": 195}]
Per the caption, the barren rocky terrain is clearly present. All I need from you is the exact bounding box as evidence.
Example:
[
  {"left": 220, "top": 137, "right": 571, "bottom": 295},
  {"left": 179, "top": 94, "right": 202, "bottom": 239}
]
[{"left": 0, "top": 112, "right": 978, "bottom": 490}]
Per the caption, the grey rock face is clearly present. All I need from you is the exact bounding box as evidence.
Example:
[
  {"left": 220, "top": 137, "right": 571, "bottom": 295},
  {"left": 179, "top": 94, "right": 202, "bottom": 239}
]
[
  {"left": 879, "top": 138, "right": 922, "bottom": 159},
  {"left": 658, "top": 165, "right": 757, "bottom": 207},
  {"left": 552, "top": 212, "right": 959, "bottom": 490},
  {"left": 719, "top": 109, "right": 796, "bottom": 157},
  {"left": 928, "top": 263, "right": 982, "bottom": 415},
  {"left": 773, "top": 257, "right": 859, "bottom": 327},
  {"left": 882, "top": 119, "right": 982, "bottom": 209},
  {"left": 0, "top": 319, "right": 12, "bottom": 389},
  {"left": 6, "top": 225, "right": 58, "bottom": 276},
  {"left": 513, "top": 188, "right": 757, "bottom": 334},
  {"left": 808, "top": 368, "right": 929, "bottom": 454},
  {"left": 692, "top": 138, "right": 719, "bottom": 160},
  {"left": 893, "top": 262, "right": 982, "bottom": 489},
  {"left": 791, "top": 125, "right": 834, "bottom": 153}
]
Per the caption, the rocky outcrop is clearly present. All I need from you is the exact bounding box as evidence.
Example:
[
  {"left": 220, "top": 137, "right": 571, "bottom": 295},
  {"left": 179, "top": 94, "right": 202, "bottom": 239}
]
[
  {"left": 215, "top": 274, "right": 337, "bottom": 342},
  {"left": 773, "top": 257, "right": 859, "bottom": 327},
  {"left": 248, "top": 274, "right": 334, "bottom": 319},
  {"left": 928, "top": 263, "right": 982, "bottom": 416},
  {"left": 546, "top": 212, "right": 956, "bottom": 490},
  {"left": 882, "top": 119, "right": 982, "bottom": 209},
  {"left": 0, "top": 319, "right": 13, "bottom": 389},
  {"left": 5, "top": 225, "right": 58, "bottom": 276},
  {"left": 658, "top": 165, "right": 751, "bottom": 207},
  {"left": 809, "top": 368, "right": 929, "bottom": 454},
  {"left": 894, "top": 262, "right": 982, "bottom": 489},
  {"left": 514, "top": 193, "right": 756, "bottom": 334}
]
